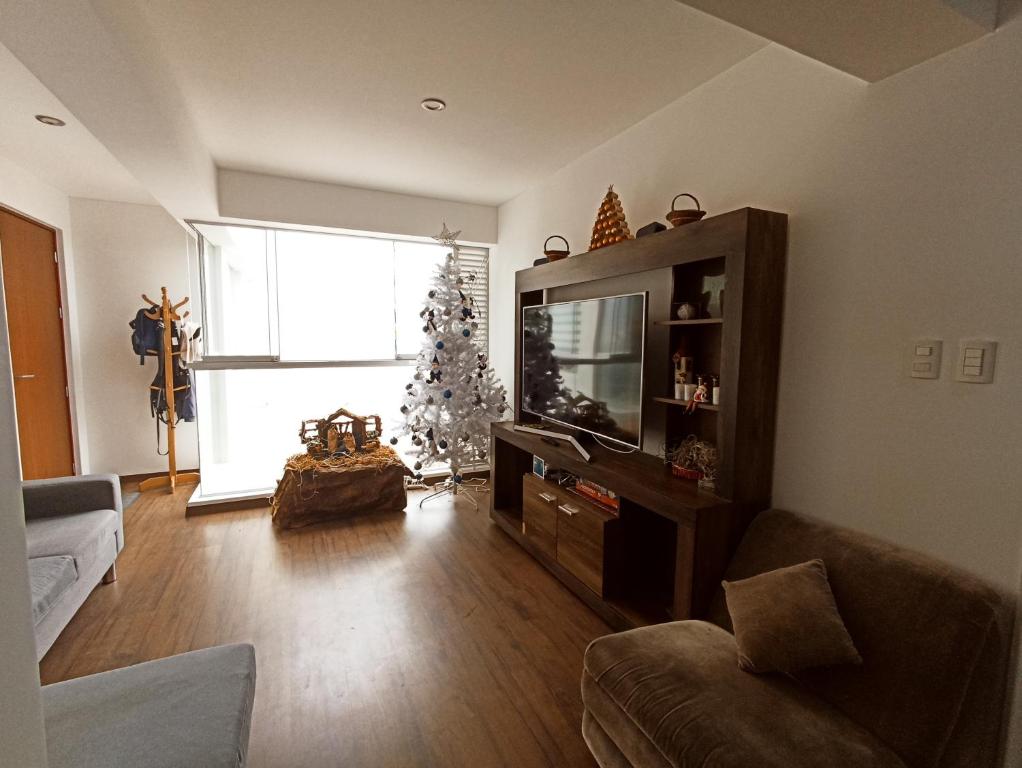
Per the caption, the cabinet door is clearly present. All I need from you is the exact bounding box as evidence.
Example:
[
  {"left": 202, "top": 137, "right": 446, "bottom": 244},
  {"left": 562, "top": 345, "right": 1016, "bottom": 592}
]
[
  {"left": 556, "top": 497, "right": 611, "bottom": 597},
  {"left": 522, "top": 474, "right": 558, "bottom": 559}
]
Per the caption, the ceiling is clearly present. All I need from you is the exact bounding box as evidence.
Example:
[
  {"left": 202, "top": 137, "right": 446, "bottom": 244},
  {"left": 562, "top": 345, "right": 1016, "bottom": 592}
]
[
  {"left": 0, "top": 43, "right": 152, "bottom": 205},
  {"left": 0, "top": 0, "right": 1000, "bottom": 218},
  {"left": 131, "top": 0, "right": 765, "bottom": 206}
]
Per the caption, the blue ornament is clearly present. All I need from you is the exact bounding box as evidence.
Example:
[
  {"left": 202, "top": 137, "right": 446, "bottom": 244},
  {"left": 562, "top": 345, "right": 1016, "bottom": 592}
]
[
  {"left": 453, "top": 474, "right": 463, "bottom": 484},
  {"left": 462, "top": 328, "right": 470, "bottom": 337},
  {"left": 435, "top": 340, "right": 445, "bottom": 350},
  {"left": 438, "top": 439, "right": 448, "bottom": 449},
  {"left": 443, "top": 389, "right": 453, "bottom": 399}
]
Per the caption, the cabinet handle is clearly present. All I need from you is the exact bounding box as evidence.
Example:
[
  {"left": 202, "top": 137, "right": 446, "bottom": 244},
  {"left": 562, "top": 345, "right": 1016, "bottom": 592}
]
[
  {"left": 558, "top": 503, "right": 579, "bottom": 517},
  {"left": 14, "top": 374, "right": 36, "bottom": 380},
  {"left": 538, "top": 492, "right": 557, "bottom": 503}
]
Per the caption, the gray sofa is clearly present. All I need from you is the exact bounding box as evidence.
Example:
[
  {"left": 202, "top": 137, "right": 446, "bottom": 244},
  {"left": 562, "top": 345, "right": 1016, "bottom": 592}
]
[
  {"left": 23, "top": 473, "right": 124, "bottom": 659},
  {"left": 43, "top": 643, "right": 257, "bottom": 767}
]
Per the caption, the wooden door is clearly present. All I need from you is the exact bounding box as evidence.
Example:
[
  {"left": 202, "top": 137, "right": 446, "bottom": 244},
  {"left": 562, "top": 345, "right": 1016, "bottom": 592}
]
[{"left": 0, "top": 209, "right": 74, "bottom": 479}]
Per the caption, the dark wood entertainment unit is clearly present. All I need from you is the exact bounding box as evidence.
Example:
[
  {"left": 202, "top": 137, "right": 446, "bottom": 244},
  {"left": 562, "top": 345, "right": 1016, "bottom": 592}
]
[{"left": 489, "top": 207, "right": 788, "bottom": 631}]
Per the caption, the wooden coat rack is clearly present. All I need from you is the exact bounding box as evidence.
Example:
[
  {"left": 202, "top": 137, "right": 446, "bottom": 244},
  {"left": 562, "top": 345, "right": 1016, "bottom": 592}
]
[{"left": 139, "top": 287, "right": 200, "bottom": 493}]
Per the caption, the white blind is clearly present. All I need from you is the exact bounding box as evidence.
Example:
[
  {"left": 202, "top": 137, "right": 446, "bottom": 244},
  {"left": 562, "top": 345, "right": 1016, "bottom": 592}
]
[{"left": 457, "top": 245, "right": 489, "bottom": 355}]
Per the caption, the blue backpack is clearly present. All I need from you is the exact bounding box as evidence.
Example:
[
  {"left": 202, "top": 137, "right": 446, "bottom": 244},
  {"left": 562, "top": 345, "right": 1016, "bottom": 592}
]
[{"left": 129, "top": 307, "right": 161, "bottom": 364}]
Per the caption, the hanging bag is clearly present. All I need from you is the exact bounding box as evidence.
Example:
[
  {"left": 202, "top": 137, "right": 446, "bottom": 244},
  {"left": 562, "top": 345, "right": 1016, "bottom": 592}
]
[{"left": 129, "top": 306, "right": 161, "bottom": 365}]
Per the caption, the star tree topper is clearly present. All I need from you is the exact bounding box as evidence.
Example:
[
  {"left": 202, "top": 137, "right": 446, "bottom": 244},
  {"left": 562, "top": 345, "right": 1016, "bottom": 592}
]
[{"left": 433, "top": 222, "right": 462, "bottom": 247}]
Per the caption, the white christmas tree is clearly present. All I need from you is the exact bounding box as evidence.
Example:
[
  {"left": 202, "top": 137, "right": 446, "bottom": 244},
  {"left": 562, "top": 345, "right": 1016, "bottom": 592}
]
[{"left": 392, "top": 224, "right": 509, "bottom": 486}]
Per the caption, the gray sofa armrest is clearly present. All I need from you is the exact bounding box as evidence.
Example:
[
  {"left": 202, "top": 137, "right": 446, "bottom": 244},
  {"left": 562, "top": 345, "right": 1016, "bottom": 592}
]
[
  {"left": 22, "top": 474, "right": 122, "bottom": 520},
  {"left": 43, "top": 643, "right": 256, "bottom": 768},
  {"left": 22, "top": 474, "right": 124, "bottom": 553}
]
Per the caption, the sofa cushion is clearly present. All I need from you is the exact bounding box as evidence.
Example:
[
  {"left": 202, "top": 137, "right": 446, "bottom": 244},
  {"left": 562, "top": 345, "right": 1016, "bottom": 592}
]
[
  {"left": 43, "top": 643, "right": 257, "bottom": 768},
  {"left": 706, "top": 509, "right": 1007, "bottom": 768},
  {"left": 28, "top": 556, "right": 78, "bottom": 625},
  {"left": 584, "top": 621, "right": 906, "bottom": 768},
  {"left": 25, "top": 509, "right": 118, "bottom": 575},
  {"left": 723, "top": 558, "right": 861, "bottom": 674}
]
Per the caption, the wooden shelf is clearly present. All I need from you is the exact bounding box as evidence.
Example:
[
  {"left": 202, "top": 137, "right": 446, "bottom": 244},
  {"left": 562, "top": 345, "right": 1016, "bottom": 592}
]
[
  {"left": 502, "top": 206, "right": 787, "bottom": 628},
  {"left": 492, "top": 422, "right": 727, "bottom": 522},
  {"left": 654, "top": 318, "right": 723, "bottom": 326},
  {"left": 653, "top": 397, "right": 720, "bottom": 412}
]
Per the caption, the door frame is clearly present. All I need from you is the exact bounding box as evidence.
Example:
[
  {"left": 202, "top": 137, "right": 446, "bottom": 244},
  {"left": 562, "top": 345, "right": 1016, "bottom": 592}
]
[{"left": 0, "top": 202, "right": 83, "bottom": 476}]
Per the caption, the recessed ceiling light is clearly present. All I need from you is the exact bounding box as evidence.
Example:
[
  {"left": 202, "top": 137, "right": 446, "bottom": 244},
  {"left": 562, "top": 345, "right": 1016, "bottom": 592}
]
[
  {"left": 420, "top": 98, "right": 446, "bottom": 112},
  {"left": 35, "top": 115, "right": 66, "bottom": 127}
]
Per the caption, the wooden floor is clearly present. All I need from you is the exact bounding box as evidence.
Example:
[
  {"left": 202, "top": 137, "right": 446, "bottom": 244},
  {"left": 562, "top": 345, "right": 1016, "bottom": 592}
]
[{"left": 40, "top": 485, "right": 608, "bottom": 767}]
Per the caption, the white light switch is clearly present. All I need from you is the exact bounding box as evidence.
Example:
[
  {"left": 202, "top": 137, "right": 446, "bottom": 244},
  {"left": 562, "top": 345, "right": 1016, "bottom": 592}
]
[
  {"left": 909, "top": 339, "right": 941, "bottom": 379},
  {"left": 955, "top": 339, "right": 996, "bottom": 383}
]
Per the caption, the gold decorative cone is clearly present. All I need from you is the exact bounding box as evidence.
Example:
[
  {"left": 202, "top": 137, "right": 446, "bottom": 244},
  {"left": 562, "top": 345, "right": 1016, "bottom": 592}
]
[{"left": 589, "top": 185, "right": 632, "bottom": 251}]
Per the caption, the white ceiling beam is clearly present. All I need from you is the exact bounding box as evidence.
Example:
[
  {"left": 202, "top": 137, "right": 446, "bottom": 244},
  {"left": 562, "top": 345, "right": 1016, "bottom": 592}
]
[
  {"left": 217, "top": 170, "right": 498, "bottom": 245},
  {"left": 944, "top": 0, "right": 999, "bottom": 28},
  {"left": 677, "top": 0, "right": 998, "bottom": 81}
]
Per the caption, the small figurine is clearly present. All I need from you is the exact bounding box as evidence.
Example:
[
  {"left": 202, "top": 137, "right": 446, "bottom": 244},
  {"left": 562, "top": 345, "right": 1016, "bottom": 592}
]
[
  {"left": 686, "top": 377, "right": 709, "bottom": 413},
  {"left": 428, "top": 354, "right": 443, "bottom": 383}
]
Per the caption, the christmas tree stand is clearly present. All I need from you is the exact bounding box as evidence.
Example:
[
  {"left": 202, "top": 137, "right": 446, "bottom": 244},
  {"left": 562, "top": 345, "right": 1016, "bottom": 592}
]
[{"left": 419, "top": 476, "right": 489, "bottom": 510}]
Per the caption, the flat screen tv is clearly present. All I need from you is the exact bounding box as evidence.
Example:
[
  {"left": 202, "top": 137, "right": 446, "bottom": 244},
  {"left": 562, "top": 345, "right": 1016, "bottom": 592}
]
[{"left": 521, "top": 293, "right": 646, "bottom": 449}]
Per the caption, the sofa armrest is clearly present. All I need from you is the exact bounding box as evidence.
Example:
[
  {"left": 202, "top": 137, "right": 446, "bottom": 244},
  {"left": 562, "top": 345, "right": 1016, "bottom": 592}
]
[{"left": 22, "top": 474, "right": 122, "bottom": 521}]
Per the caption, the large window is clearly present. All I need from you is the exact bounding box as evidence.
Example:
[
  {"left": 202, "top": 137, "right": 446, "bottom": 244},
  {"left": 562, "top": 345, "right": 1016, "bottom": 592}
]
[
  {"left": 189, "top": 223, "right": 489, "bottom": 497},
  {"left": 194, "top": 224, "right": 488, "bottom": 362}
]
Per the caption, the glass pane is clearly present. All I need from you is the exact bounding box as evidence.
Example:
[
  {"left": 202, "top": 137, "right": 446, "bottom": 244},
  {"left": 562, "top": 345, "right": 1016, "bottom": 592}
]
[
  {"left": 197, "top": 225, "right": 273, "bottom": 357},
  {"left": 276, "top": 231, "right": 396, "bottom": 360},
  {"left": 394, "top": 241, "right": 447, "bottom": 356},
  {"left": 195, "top": 365, "right": 417, "bottom": 496}
]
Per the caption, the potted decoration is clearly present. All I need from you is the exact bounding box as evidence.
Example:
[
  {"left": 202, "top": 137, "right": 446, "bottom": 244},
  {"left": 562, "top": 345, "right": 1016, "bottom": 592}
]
[
  {"left": 667, "top": 435, "right": 719, "bottom": 490},
  {"left": 668, "top": 435, "right": 702, "bottom": 480}
]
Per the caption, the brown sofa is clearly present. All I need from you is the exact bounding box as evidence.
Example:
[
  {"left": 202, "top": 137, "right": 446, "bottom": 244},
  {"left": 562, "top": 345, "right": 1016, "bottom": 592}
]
[{"left": 581, "top": 509, "right": 1013, "bottom": 768}]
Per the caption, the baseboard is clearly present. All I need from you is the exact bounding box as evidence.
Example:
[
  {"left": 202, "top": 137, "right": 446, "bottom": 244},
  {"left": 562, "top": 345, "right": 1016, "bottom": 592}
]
[
  {"left": 185, "top": 496, "right": 271, "bottom": 517},
  {"left": 119, "top": 468, "right": 200, "bottom": 484}
]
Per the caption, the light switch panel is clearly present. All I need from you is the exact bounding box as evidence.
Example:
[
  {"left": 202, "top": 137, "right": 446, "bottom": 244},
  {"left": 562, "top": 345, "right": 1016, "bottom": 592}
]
[
  {"left": 909, "top": 339, "right": 941, "bottom": 379},
  {"left": 955, "top": 339, "right": 996, "bottom": 383}
]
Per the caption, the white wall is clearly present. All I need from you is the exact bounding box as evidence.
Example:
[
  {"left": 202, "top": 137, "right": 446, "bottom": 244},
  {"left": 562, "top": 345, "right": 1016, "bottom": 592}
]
[
  {"left": 494, "top": 24, "right": 1022, "bottom": 764},
  {"left": 69, "top": 198, "right": 198, "bottom": 475}
]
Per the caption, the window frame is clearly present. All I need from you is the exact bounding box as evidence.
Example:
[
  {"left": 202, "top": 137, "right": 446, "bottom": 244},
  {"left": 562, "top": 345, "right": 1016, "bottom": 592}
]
[{"left": 186, "top": 220, "right": 489, "bottom": 371}]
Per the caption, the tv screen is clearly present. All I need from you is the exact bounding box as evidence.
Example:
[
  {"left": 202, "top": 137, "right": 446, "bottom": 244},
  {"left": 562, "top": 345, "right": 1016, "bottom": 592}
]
[{"left": 521, "top": 293, "right": 646, "bottom": 448}]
